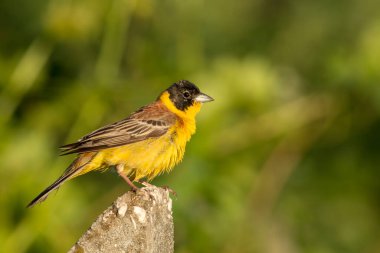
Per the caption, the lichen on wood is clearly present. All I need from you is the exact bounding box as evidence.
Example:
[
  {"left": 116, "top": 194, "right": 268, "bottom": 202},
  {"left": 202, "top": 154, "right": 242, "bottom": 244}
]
[{"left": 68, "top": 186, "right": 174, "bottom": 253}]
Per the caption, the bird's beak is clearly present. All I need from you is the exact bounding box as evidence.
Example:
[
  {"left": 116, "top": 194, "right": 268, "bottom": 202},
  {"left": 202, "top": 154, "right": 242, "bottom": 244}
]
[{"left": 195, "top": 93, "right": 214, "bottom": 103}]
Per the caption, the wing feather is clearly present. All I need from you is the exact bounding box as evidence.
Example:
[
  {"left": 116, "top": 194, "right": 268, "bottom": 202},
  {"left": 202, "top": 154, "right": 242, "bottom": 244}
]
[{"left": 60, "top": 102, "right": 177, "bottom": 155}]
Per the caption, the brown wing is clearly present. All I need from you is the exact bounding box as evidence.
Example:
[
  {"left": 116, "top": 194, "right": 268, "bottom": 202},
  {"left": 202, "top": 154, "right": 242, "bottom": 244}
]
[{"left": 60, "top": 101, "right": 177, "bottom": 155}]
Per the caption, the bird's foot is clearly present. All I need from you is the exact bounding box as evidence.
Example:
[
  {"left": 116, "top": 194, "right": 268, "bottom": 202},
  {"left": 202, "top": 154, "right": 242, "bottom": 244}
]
[
  {"left": 139, "top": 181, "right": 177, "bottom": 197},
  {"left": 140, "top": 181, "right": 154, "bottom": 188},
  {"left": 161, "top": 185, "right": 177, "bottom": 197}
]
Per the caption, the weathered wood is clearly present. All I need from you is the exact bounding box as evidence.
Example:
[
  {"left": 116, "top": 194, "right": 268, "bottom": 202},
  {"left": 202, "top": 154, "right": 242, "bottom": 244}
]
[{"left": 68, "top": 186, "right": 174, "bottom": 253}]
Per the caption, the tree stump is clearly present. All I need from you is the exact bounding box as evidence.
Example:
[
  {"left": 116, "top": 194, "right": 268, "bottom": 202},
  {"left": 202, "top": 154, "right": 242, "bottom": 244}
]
[{"left": 68, "top": 186, "right": 174, "bottom": 253}]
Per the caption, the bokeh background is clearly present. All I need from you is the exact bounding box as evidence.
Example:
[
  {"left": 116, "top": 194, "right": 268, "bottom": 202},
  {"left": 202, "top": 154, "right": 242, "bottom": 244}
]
[{"left": 1, "top": 0, "right": 380, "bottom": 252}]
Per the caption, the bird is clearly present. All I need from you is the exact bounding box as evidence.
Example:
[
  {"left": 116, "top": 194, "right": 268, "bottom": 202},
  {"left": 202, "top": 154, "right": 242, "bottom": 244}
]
[{"left": 27, "top": 80, "right": 213, "bottom": 207}]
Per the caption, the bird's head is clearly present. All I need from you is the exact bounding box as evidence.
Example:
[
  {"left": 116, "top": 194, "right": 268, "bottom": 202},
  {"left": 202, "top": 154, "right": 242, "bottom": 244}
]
[{"left": 165, "top": 80, "right": 214, "bottom": 111}]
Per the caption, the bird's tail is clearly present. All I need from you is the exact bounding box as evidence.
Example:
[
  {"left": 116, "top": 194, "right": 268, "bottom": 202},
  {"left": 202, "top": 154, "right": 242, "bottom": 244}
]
[{"left": 27, "top": 153, "right": 95, "bottom": 208}]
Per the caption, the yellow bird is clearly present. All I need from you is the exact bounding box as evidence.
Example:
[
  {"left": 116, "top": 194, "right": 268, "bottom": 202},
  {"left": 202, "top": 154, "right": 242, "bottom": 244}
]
[{"left": 28, "top": 80, "right": 213, "bottom": 207}]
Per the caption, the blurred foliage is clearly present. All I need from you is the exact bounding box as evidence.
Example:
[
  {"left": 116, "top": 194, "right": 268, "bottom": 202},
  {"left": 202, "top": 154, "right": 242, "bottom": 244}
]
[{"left": 1, "top": 0, "right": 380, "bottom": 252}]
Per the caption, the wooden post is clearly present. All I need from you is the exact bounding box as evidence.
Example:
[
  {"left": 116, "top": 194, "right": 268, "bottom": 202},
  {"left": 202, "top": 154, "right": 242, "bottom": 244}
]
[{"left": 68, "top": 186, "right": 174, "bottom": 253}]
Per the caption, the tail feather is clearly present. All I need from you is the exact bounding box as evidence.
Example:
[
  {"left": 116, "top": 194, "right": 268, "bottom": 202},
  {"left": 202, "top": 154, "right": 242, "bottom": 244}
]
[
  {"left": 27, "top": 154, "right": 95, "bottom": 208},
  {"left": 27, "top": 173, "right": 74, "bottom": 208}
]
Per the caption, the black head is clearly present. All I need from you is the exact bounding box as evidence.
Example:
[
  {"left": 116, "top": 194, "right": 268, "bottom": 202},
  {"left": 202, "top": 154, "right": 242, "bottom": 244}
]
[{"left": 165, "top": 80, "right": 213, "bottom": 111}]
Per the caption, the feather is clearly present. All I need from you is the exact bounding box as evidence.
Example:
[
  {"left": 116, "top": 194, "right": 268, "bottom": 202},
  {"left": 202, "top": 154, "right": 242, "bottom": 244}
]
[{"left": 60, "top": 101, "right": 177, "bottom": 155}]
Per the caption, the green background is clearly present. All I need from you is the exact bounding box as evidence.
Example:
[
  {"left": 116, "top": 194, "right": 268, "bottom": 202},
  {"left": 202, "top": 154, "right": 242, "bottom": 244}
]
[{"left": 1, "top": 0, "right": 380, "bottom": 252}]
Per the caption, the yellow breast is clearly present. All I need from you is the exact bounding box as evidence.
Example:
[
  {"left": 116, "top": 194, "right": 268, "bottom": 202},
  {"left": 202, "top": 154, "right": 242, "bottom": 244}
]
[{"left": 102, "top": 92, "right": 202, "bottom": 181}]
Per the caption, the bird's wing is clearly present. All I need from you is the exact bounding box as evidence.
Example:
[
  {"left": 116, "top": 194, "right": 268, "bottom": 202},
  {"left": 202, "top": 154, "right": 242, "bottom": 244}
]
[{"left": 60, "top": 101, "right": 177, "bottom": 155}]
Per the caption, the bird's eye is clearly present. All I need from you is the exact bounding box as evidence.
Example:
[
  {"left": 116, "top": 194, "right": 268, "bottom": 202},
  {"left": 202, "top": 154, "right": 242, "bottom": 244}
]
[{"left": 183, "top": 91, "right": 191, "bottom": 98}]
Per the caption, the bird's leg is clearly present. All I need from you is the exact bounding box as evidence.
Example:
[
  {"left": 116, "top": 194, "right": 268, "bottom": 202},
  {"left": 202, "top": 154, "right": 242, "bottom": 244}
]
[{"left": 116, "top": 164, "right": 138, "bottom": 192}]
